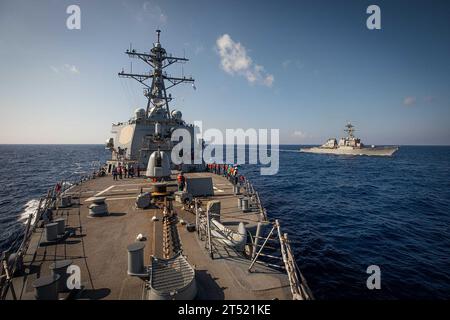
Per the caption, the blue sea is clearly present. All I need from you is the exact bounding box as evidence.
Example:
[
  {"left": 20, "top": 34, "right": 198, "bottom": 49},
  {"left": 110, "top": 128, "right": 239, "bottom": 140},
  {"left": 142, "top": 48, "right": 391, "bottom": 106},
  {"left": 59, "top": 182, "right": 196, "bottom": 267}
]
[{"left": 0, "top": 144, "right": 449, "bottom": 299}]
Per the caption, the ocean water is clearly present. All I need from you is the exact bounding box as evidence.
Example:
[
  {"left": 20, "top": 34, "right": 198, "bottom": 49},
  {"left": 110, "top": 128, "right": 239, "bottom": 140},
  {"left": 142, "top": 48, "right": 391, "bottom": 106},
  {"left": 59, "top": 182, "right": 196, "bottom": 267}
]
[
  {"left": 0, "top": 144, "right": 449, "bottom": 299},
  {"left": 0, "top": 145, "right": 109, "bottom": 252},
  {"left": 239, "top": 145, "right": 450, "bottom": 299}
]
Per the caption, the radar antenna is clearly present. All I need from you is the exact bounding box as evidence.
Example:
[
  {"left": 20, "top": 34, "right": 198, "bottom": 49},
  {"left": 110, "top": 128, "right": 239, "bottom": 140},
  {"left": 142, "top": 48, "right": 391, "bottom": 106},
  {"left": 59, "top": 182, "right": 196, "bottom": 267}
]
[
  {"left": 118, "top": 30, "right": 195, "bottom": 120},
  {"left": 344, "top": 122, "right": 355, "bottom": 138}
]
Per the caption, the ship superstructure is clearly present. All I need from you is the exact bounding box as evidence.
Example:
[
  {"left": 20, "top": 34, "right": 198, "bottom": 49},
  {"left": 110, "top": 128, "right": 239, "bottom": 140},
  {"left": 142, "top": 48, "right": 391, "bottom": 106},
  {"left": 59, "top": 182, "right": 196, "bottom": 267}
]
[{"left": 106, "top": 30, "right": 202, "bottom": 172}]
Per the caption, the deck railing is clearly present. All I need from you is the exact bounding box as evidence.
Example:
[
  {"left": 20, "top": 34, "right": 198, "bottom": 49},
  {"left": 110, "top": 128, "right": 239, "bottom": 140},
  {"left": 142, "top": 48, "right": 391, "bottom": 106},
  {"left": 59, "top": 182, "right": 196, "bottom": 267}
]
[{"left": 201, "top": 167, "right": 313, "bottom": 300}]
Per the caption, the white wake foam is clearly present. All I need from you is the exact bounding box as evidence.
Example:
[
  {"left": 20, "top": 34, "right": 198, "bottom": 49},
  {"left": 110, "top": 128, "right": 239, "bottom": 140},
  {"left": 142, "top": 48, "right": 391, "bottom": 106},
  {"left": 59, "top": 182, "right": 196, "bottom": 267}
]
[{"left": 19, "top": 199, "right": 40, "bottom": 225}]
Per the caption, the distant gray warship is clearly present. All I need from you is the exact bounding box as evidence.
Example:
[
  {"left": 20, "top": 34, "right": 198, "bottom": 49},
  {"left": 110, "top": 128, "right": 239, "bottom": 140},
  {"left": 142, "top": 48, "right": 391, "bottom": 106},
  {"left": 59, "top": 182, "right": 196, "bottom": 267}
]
[{"left": 300, "top": 123, "right": 398, "bottom": 156}]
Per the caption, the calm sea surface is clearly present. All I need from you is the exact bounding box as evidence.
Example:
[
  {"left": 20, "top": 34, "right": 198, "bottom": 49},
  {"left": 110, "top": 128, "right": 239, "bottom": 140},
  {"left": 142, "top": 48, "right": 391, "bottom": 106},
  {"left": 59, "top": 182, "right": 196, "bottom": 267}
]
[{"left": 0, "top": 144, "right": 449, "bottom": 299}]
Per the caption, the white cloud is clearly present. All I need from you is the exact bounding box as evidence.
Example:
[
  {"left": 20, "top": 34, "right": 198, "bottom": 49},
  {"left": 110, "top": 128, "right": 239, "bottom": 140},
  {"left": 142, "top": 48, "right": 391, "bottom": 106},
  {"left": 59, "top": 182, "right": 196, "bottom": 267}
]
[
  {"left": 403, "top": 96, "right": 416, "bottom": 106},
  {"left": 50, "top": 64, "right": 80, "bottom": 75},
  {"left": 64, "top": 64, "right": 80, "bottom": 74},
  {"left": 216, "top": 34, "right": 274, "bottom": 87}
]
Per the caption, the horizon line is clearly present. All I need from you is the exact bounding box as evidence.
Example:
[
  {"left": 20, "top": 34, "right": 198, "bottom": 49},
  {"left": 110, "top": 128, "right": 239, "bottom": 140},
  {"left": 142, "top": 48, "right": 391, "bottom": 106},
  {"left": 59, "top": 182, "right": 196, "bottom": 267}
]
[{"left": 1, "top": 143, "right": 449, "bottom": 147}]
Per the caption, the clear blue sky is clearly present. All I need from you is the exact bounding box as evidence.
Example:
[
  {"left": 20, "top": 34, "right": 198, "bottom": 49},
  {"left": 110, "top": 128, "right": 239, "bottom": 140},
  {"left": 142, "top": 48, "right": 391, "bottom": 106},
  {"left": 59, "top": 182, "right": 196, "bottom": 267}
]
[{"left": 0, "top": 0, "right": 449, "bottom": 144}]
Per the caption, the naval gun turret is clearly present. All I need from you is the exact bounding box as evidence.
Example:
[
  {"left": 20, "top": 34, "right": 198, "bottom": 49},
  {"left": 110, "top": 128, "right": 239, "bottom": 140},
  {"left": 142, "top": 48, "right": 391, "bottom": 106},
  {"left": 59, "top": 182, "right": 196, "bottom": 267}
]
[{"left": 146, "top": 148, "right": 171, "bottom": 180}]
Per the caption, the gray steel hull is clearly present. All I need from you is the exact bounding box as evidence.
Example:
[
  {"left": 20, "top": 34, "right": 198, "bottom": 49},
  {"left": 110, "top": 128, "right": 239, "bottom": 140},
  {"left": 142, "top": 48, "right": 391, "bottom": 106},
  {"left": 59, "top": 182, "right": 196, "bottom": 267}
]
[{"left": 300, "top": 146, "right": 398, "bottom": 156}]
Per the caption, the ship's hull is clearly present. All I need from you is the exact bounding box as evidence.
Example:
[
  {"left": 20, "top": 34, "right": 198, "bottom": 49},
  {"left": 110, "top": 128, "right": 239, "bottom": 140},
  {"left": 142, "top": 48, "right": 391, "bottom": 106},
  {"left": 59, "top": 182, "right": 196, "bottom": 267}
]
[{"left": 300, "top": 146, "right": 398, "bottom": 156}]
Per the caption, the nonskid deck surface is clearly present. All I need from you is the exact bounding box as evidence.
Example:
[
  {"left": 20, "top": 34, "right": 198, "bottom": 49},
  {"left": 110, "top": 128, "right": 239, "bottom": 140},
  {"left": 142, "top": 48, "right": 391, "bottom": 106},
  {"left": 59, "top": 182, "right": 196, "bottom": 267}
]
[{"left": 10, "top": 172, "right": 292, "bottom": 300}]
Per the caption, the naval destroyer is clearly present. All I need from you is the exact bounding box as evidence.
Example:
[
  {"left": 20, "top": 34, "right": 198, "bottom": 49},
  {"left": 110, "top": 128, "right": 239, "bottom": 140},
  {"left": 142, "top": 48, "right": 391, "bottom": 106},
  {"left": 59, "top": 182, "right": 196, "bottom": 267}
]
[
  {"left": 0, "top": 31, "right": 312, "bottom": 301},
  {"left": 300, "top": 123, "right": 398, "bottom": 156}
]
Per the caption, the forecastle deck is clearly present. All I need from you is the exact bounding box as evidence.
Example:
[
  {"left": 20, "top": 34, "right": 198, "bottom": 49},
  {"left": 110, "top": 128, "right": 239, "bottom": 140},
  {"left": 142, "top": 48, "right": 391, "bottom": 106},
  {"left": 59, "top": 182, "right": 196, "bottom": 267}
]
[{"left": 4, "top": 171, "right": 311, "bottom": 300}]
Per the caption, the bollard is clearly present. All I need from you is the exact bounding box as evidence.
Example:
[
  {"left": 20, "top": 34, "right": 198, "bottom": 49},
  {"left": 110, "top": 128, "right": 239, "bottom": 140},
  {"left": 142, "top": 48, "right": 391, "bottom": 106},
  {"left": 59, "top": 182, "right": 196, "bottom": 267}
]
[
  {"left": 241, "top": 197, "right": 249, "bottom": 212},
  {"left": 54, "top": 218, "right": 65, "bottom": 235},
  {"left": 33, "top": 274, "right": 60, "bottom": 300},
  {"left": 92, "top": 197, "right": 106, "bottom": 205},
  {"left": 49, "top": 260, "right": 73, "bottom": 292},
  {"left": 136, "top": 192, "right": 151, "bottom": 208},
  {"left": 89, "top": 197, "right": 109, "bottom": 216},
  {"left": 127, "top": 242, "right": 146, "bottom": 276},
  {"left": 45, "top": 223, "right": 58, "bottom": 242}
]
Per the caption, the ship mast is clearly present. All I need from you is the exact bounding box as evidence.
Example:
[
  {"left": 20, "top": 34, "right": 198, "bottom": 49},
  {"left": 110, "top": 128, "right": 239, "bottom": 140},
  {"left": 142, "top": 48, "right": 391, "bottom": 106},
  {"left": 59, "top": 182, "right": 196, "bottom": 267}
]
[
  {"left": 344, "top": 122, "right": 355, "bottom": 138},
  {"left": 118, "top": 30, "right": 195, "bottom": 119}
]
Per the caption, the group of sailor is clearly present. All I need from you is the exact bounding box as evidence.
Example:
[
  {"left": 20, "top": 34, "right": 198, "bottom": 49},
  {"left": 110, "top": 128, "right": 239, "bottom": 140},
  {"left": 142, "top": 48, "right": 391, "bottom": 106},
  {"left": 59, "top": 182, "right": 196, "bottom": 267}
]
[
  {"left": 111, "top": 163, "right": 140, "bottom": 180},
  {"left": 206, "top": 163, "right": 244, "bottom": 186}
]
